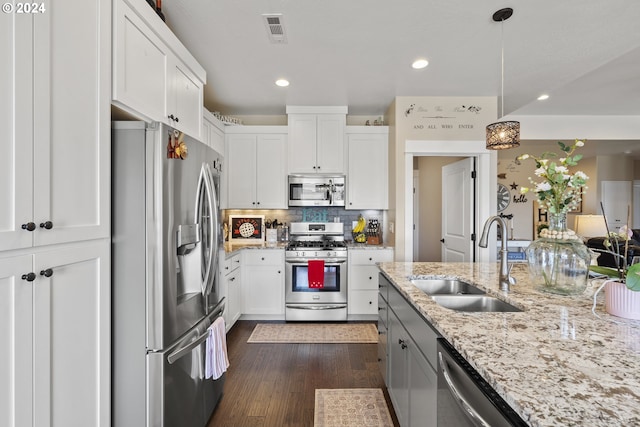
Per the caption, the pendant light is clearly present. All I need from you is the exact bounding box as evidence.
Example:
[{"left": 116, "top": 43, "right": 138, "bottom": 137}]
[{"left": 486, "top": 8, "right": 520, "bottom": 150}]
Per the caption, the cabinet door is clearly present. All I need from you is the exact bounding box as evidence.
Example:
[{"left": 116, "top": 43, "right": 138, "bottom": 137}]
[
  {"left": 32, "top": 0, "right": 110, "bottom": 247},
  {"left": 242, "top": 266, "right": 284, "bottom": 315},
  {"left": 33, "top": 241, "right": 110, "bottom": 427},
  {"left": 316, "top": 114, "right": 345, "bottom": 173},
  {"left": 226, "top": 134, "right": 257, "bottom": 208},
  {"left": 0, "top": 11, "right": 33, "bottom": 252},
  {"left": 0, "top": 254, "right": 33, "bottom": 427},
  {"left": 407, "top": 342, "right": 437, "bottom": 427},
  {"left": 256, "top": 134, "right": 287, "bottom": 209},
  {"left": 226, "top": 268, "right": 242, "bottom": 329},
  {"left": 347, "top": 133, "right": 388, "bottom": 209},
  {"left": 209, "top": 122, "right": 225, "bottom": 155},
  {"left": 113, "top": 0, "right": 168, "bottom": 121},
  {"left": 288, "top": 114, "right": 317, "bottom": 173},
  {"left": 601, "top": 181, "right": 632, "bottom": 231},
  {"left": 168, "top": 57, "right": 203, "bottom": 138},
  {"left": 388, "top": 310, "right": 409, "bottom": 427}
]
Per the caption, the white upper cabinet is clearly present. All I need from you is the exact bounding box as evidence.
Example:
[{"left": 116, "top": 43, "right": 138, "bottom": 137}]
[
  {"left": 287, "top": 106, "right": 347, "bottom": 174},
  {"left": 0, "top": 0, "right": 110, "bottom": 252},
  {"left": 167, "top": 56, "right": 203, "bottom": 137},
  {"left": 113, "top": 0, "right": 205, "bottom": 139},
  {"left": 346, "top": 127, "right": 389, "bottom": 210},
  {"left": 226, "top": 127, "right": 288, "bottom": 209},
  {"left": 202, "top": 108, "right": 225, "bottom": 155}
]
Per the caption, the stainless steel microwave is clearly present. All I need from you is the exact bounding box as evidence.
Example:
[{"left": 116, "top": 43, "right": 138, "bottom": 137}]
[{"left": 288, "top": 175, "right": 345, "bottom": 207}]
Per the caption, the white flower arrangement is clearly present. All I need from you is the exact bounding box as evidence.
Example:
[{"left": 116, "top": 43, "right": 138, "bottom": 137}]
[{"left": 517, "top": 139, "right": 589, "bottom": 215}]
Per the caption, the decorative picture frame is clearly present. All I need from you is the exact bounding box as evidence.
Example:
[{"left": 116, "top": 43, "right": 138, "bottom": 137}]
[{"left": 229, "top": 215, "right": 265, "bottom": 244}]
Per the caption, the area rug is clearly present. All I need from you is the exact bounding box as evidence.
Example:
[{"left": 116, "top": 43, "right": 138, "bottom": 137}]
[
  {"left": 314, "top": 388, "right": 394, "bottom": 427},
  {"left": 247, "top": 323, "right": 378, "bottom": 344}
]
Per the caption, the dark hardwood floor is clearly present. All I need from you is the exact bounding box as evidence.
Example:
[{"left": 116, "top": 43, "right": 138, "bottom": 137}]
[{"left": 207, "top": 320, "right": 399, "bottom": 427}]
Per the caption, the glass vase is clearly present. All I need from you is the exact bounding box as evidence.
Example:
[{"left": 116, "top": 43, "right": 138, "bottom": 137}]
[{"left": 526, "top": 213, "right": 591, "bottom": 295}]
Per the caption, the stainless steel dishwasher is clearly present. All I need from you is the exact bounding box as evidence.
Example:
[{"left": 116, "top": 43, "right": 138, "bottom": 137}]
[{"left": 437, "top": 339, "right": 528, "bottom": 427}]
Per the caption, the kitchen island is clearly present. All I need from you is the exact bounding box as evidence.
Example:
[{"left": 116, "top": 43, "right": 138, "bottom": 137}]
[{"left": 378, "top": 262, "right": 640, "bottom": 427}]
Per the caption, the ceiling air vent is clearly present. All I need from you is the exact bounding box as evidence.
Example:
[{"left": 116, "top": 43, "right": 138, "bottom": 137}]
[{"left": 262, "top": 14, "right": 287, "bottom": 44}]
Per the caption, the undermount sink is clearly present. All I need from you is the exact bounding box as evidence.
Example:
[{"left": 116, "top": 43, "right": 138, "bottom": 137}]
[
  {"left": 430, "top": 295, "right": 522, "bottom": 313},
  {"left": 410, "top": 278, "right": 485, "bottom": 295}
]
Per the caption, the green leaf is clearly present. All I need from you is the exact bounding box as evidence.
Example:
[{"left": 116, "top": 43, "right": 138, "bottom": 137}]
[
  {"left": 573, "top": 154, "right": 583, "bottom": 162},
  {"left": 557, "top": 141, "right": 568, "bottom": 152},
  {"left": 589, "top": 265, "right": 623, "bottom": 278},
  {"left": 626, "top": 264, "right": 640, "bottom": 292}
]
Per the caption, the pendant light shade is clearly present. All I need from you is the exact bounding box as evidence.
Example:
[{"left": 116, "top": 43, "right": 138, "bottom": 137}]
[
  {"left": 486, "top": 8, "right": 520, "bottom": 150},
  {"left": 486, "top": 120, "right": 520, "bottom": 149}
]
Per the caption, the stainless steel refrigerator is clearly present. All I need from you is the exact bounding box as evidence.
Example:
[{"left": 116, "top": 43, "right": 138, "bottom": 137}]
[{"left": 112, "top": 122, "right": 225, "bottom": 427}]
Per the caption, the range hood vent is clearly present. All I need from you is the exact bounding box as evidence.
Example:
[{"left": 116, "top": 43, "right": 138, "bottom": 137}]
[{"left": 262, "top": 14, "right": 287, "bottom": 44}]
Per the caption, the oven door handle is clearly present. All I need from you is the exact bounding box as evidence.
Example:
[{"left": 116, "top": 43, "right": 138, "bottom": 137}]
[
  {"left": 286, "top": 304, "right": 347, "bottom": 310},
  {"left": 285, "top": 259, "right": 346, "bottom": 265}
]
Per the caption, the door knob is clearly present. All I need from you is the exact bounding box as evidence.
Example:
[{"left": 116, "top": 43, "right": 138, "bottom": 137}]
[
  {"left": 40, "top": 221, "right": 53, "bottom": 230},
  {"left": 40, "top": 269, "right": 54, "bottom": 278},
  {"left": 21, "top": 272, "right": 36, "bottom": 282},
  {"left": 22, "top": 222, "right": 36, "bottom": 231},
  {"left": 440, "top": 238, "right": 445, "bottom": 243}
]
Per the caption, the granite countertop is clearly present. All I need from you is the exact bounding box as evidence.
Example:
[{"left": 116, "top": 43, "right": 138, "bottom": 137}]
[
  {"left": 377, "top": 262, "right": 640, "bottom": 427},
  {"left": 346, "top": 243, "right": 394, "bottom": 250},
  {"left": 224, "top": 241, "right": 394, "bottom": 255},
  {"left": 223, "top": 241, "right": 286, "bottom": 255}
]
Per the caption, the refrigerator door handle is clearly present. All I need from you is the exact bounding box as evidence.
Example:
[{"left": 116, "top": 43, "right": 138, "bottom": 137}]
[
  {"left": 195, "top": 164, "right": 215, "bottom": 296},
  {"left": 167, "top": 331, "right": 209, "bottom": 365},
  {"left": 201, "top": 163, "right": 220, "bottom": 298}
]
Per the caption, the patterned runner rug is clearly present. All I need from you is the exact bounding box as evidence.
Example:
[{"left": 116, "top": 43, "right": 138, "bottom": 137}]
[
  {"left": 314, "top": 388, "right": 394, "bottom": 427},
  {"left": 247, "top": 323, "right": 378, "bottom": 343}
]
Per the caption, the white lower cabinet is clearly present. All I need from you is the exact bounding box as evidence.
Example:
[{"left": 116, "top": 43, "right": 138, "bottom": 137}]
[
  {"left": 220, "top": 251, "right": 242, "bottom": 331},
  {"left": 384, "top": 275, "right": 438, "bottom": 427},
  {"left": 0, "top": 241, "right": 110, "bottom": 427},
  {"left": 348, "top": 249, "right": 394, "bottom": 316},
  {"left": 241, "top": 249, "right": 285, "bottom": 316}
]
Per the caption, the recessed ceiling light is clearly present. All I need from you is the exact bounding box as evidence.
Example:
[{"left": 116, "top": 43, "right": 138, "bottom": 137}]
[
  {"left": 412, "top": 59, "right": 429, "bottom": 69},
  {"left": 537, "top": 94, "right": 549, "bottom": 101},
  {"left": 275, "top": 79, "right": 289, "bottom": 87}
]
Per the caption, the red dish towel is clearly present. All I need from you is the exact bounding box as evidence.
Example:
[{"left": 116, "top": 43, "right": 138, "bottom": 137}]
[{"left": 308, "top": 260, "right": 325, "bottom": 288}]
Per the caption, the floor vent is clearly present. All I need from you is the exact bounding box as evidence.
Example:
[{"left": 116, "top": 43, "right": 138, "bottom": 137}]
[{"left": 262, "top": 14, "right": 287, "bottom": 44}]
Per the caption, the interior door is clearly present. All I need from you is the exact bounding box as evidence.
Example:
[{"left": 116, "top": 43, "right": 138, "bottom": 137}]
[{"left": 441, "top": 158, "right": 475, "bottom": 262}]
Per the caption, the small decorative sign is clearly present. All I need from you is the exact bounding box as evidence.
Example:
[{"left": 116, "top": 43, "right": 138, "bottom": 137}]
[{"left": 229, "top": 215, "right": 265, "bottom": 244}]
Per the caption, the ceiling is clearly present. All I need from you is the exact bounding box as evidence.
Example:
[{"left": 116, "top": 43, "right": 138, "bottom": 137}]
[{"left": 162, "top": 0, "right": 640, "bottom": 119}]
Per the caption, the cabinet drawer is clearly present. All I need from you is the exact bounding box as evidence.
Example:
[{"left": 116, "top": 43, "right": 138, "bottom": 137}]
[
  {"left": 348, "top": 290, "right": 378, "bottom": 315},
  {"left": 350, "top": 249, "right": 394, "bottom": 265},
  {"left": 222, "top": 253, "right": 241, "bottom": 274},
  {"left": 243, "top": 249, "right": 284, "bottom": 265},
  {"left": 350, "top": 266, "right": 380, "bottom": 290}
]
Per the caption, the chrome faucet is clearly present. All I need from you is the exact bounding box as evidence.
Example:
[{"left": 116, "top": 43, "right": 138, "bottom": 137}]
[{"left": 479, "top": 216, "right": 516, "bottom": 292}]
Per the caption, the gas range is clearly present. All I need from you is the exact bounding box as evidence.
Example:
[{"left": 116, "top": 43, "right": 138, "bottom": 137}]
[
  {"left": 285, "top": 222, "right": 347, "bottom": 259},
  {"left": 284, "top": 222, "right": 348, "bottom": 321}
]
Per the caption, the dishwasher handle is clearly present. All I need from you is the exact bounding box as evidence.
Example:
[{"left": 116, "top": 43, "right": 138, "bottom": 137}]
[{"left": 438, "top": 351, "right": 492, "bottom": 427}]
